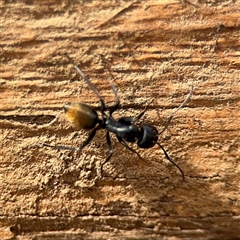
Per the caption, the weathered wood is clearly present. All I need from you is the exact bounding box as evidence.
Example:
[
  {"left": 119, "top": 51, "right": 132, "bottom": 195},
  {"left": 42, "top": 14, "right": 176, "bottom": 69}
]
[{"left": 1, "top": 0, "right": 240, "bottom": 239}]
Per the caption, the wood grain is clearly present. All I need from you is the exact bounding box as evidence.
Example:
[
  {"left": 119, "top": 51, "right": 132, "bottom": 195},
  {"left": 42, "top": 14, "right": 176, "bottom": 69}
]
[{"left": 1, "top": 0, "right": 240, "bottom": 239}]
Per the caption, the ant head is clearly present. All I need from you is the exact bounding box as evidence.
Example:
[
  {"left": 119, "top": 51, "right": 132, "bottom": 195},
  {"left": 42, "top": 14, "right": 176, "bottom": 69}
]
[{"left": 137, "top": 125, "right": 158, "bottom": 148}]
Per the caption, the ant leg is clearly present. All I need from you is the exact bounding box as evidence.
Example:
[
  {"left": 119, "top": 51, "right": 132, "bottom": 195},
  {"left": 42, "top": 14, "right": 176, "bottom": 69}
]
[
  {"left": 65, "top": 54, "right": 120, "bottom": 115},
  {"left": 160, "top": 85, "right": 194, "bottom": 135},
  {"left": 64, "top": 54, "right": 107, "bottom": 112},
  {"left": 78, "top": 127, "right": 98, "bottom": 151},
  {"left": 116, "top": 136, "right": 142, "bottom": 159},
  {"left": 105, "top": 71, "right": 120, "bottom": 116},
  {"left": 132, "top": 99, "right": 154, "bottom": 123},
  {"left": 100, "top": 56, "right": 120, "bottom": 116},
  {"left": 118, "top": 99, "right": 154, "bottom": 125},
  {"left": 109, "top": 82, "right": 120, "bottom": 116},
  {"left": 101, "top": 131, "right": 114, "bottom": 174},
  {"left": 36, "top": 143, "right": 78, "bottom": 151},
  {"left": 37, "top": 127, "right": 98, "bottom": 153},
  {"left": 157, "top": 143, "right": 184, "bottom": 181}
]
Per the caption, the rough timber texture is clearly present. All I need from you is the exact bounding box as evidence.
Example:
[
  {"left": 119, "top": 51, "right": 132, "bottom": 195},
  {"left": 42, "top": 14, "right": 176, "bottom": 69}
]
[{"left": 1, "top": 0, "right": 240, "bottom": 239}]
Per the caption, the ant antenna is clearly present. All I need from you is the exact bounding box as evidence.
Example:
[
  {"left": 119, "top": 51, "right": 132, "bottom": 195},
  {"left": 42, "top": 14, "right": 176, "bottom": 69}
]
[
  {"left": 160, "top": 85, "right": 194, "bottom": 135},
  {"left": 157, "top": 85, "right": 193, "bottom": 180},
  {"left": 157, "top": 143, "right": 185, "bottom": 180}
]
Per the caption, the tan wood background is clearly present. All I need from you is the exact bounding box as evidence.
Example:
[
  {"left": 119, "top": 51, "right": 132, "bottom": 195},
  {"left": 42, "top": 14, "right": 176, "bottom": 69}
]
[{"left": 1, "top": 0, "right": 240, "bottom": 239}]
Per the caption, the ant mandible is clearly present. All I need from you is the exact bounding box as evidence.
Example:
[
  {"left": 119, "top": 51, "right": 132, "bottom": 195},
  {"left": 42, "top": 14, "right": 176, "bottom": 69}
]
[{"left": 42, "top": 55, "right": 193, "bottom": 180}]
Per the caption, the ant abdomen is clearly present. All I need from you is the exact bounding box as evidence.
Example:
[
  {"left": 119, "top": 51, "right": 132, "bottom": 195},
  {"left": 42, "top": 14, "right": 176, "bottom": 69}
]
[{"left": 64, "top": 102, "right": 99, "bottom": 130}]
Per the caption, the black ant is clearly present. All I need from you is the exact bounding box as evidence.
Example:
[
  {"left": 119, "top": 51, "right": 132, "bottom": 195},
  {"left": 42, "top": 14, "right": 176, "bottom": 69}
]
[{"left": 41, "top": 55, "right": 193, "bottom": 180}]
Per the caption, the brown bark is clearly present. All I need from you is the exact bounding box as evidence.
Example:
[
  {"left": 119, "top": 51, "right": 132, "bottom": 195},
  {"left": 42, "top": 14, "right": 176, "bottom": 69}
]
[{"left": 1, "top": 0, "right": 239, "bottom": 239}]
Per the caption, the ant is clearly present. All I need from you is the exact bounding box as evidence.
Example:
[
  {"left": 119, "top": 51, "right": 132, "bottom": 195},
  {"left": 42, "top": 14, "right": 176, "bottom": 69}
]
[{"left": 41, "top": 55, "right": 193, "bottom": 180}]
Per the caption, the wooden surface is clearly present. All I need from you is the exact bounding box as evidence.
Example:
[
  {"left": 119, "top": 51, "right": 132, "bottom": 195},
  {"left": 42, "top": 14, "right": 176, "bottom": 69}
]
[{"left": 1, "top": 0, "right": 240, "bottom": 239}]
